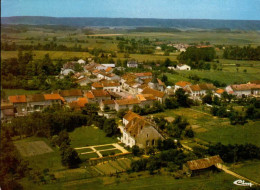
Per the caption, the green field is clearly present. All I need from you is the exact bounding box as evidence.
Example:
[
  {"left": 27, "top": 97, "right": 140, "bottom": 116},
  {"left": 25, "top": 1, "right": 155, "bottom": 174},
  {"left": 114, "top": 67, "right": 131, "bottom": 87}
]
[
  {"left": 19, "top": 171, "right": 241, "bottom": 190},
  {"left": 152, "top": 107, "right": 260, "bottom": 146},
  {"left": 3, "top": 89, "right": 41, "bottom": 96},
  {"left": 69, "top": 126, "right": 117, "bottom": 148},
  {"left": 232, "top": 160, "right": 260, "bottom": 183},
  {"left": 14, "top": 137, "right": 65, "bottom": 172}
]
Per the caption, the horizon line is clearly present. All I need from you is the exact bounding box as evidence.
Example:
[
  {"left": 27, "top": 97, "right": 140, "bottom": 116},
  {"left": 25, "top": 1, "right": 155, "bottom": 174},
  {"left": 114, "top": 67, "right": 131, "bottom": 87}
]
[{"left": 2, "top": 15, "right": 260, "bottom": 21}]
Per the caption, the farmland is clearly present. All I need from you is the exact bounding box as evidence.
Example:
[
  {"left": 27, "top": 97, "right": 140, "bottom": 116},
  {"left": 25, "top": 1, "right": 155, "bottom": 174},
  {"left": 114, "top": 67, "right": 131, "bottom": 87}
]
[{"left": 152, "top": 107, "right": 260, "bottom": 146}]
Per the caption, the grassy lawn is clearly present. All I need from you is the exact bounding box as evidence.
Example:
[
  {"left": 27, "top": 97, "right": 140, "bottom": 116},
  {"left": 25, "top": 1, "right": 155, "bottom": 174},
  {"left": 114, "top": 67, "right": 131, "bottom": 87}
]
[
  {"left": 14, "top": 137, "right": 65, "bottom": 172},
  {"left": 76, "top": 148, "right": 93, "bottom": 154},
  {"left": 79, "top": 152, "right": 99, "bottom": 161},
  {"left": 152, "top": 107, "right": 260, "bottom": 146},
  {"left": 100, "top": 149, "right": 122, "bottom": 156},
  {"left": 3, "top": 89, "right": 41, "bottom": 96},
  {"left": 231, "top": 160, "right": 260, "bottom": 183},
  {"left": 69, "top": 126, "right": 117, "bottom": 148}
]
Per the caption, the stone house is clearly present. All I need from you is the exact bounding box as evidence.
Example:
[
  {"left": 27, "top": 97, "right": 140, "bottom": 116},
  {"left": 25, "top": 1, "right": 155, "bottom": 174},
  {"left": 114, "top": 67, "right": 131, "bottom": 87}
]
[
  {"left": 121, "top": 113, "right": 164, "bottom": 148},
  {"left": 99, "top": 100, "right": 116, "bottom": 111},
  {"left": 142, "top": 87, "right": 167, "bottom": 103},
  {"left": 8, "top": 95, "right": 27, "bottom": 116},
  {"left": 86, "top": 90, "right": 111, "bottom": 103},
  {"left": 26, "top": 94, "right": 46, "bottom": 112},
  {"left": 43, "top": 94, "right": 65, "bottom": 106},
  {"left": 175, "top": 81, "right": 191, "bottom": 92},
  {"left": 114, "top": 98, "right": 140, "bottom": 111},
  {"left": 1, "top": 102, "right": 15, "bottom": 121},
  {"left": 59, "top": 89, "right": 83, "bottom": 103}
]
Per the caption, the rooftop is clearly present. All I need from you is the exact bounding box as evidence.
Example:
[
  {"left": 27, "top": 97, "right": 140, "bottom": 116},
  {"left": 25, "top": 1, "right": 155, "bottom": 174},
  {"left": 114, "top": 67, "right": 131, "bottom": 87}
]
[
  {"left": 187, "top": 155, "right": 223, "bottom": 171},
  {"left": 142, "top": 87, "right": 165, "bottom": 98}
]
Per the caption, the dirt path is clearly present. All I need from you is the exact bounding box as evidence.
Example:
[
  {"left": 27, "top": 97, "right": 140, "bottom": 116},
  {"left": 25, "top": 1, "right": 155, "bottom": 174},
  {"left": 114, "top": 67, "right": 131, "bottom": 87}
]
[{"left": 216, "top": 163, "right": 260, "bottom": 186}]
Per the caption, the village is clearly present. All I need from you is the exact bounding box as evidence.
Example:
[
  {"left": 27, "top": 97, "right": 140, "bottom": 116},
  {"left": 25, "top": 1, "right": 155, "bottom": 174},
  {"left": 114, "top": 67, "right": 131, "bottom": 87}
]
[
  {"left": 1, "top": 57, "right": 260, "bottom": 187},
  {"left": 1, "top": 2, "right": 260, "bottom": 187}
]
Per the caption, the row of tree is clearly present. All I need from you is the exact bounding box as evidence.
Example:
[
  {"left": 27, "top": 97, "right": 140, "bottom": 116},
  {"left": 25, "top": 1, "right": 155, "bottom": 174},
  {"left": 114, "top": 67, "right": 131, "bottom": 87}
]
[
  {"left": 223, "top": 46, "right": 260, "bottom": 60},
  {"left": 1, "top": 41, "right": 89, "bottom": 52}
]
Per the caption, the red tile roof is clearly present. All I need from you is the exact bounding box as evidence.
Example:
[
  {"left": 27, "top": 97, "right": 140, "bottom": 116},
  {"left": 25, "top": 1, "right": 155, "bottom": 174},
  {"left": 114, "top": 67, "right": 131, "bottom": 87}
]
[
  {"left": 102, "top": 100, "right": 115, "bottom": 105},
  {"left": 123, "top": 111, "right": 142, "bottom": 121},
  {"left": 215, "top": 89, "right": 225, "bottom": 94},
  {"left": 115, "top": 98, "right": 140, "bottom": 105},
  {"left": 60, "top": 89, "right": 83, "bottom": 97},
  {"left": 91, "top": 90, "right": 110, "bottom": 97},
  {"left": 176, "top": 81, "right": 191, "bottom": 88},
  {"left": 142, "top": 87, "right": 165, "bottom": 98},
  {"left": 125, "top": 117, "right": 151, "bottom": 137},
  {"left": 44, "top": 94, "right": 65, "bottom": 102},
  {"left": 134, "top": 72, "right": 152, "bottom": 77},
  {"left": 231, "top": 84, "right": 260, "bottom": 91},
  {"left": 8, "top": 95, "right": 27, "bottom": 103},
  {"left": 85, "top": 92, "right": 95, "bottom": 99}
]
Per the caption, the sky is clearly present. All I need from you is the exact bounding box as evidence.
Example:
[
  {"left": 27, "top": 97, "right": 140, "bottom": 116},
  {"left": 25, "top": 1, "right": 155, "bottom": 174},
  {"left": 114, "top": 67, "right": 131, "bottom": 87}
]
[{"left": 1, "top": 0, "right": 260, "bottom": 20}]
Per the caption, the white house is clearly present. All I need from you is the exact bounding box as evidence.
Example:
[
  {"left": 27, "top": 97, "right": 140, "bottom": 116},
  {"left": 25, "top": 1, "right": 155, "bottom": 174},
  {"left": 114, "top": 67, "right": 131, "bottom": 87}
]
[
  {"left": 101, "top": 63, "right": 116, "bottom": 68},
  {"left": 176, "top": 64, "right": 191, "bottom": 71},
  {"left": 60, "top": 68, "right": 75, "bottom": 76},
  {"left": 78, "top": 59, "right": 86, "bottom": 65},
  {"left": 127, "top": 60, "right": 138, "bottom": 68},
  {"left": 226, "top": 84, "right": 260, "bottom": 97}
]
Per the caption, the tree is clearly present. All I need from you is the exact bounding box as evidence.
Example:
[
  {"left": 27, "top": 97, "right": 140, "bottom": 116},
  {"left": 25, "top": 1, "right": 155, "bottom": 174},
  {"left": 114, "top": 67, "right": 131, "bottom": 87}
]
[
  {"left": 185, "top": 127, "right": 194, "bottom": 138},
  {"left": 202, "top": 92, "right": 212, "bottom": 104},
  {"left": 161, "top": 74, "right": 168, "bottom": 83},
  {"left": 60, "top": 147, "right": 80, "bottom": 168},
  {"left": 103, "top": 118, "right": 120, "bottom": 137},
  {"left": 175, "top": 88, "right": 189, "bottom": 107},
  {"left": 82, "top": 103, "right": 99, "bottom": 116},
  {"left": 132, "top": 145, "right": 141, "bottom": 156}
]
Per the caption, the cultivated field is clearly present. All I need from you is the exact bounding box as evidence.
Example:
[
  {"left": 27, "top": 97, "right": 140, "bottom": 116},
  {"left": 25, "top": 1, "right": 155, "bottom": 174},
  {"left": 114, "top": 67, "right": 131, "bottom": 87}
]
[{"left": 152, "top": 107, "right": 260, "bottom": 146}]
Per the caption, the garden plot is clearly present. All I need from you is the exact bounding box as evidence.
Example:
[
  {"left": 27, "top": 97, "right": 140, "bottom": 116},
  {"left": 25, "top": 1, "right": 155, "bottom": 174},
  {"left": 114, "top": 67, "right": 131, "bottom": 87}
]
[
  {"left": 14, "top": 141, "right": 53, "bottom": 157},
  {"left": 75, "top": 143, "right": 128, "bottom": 158}
]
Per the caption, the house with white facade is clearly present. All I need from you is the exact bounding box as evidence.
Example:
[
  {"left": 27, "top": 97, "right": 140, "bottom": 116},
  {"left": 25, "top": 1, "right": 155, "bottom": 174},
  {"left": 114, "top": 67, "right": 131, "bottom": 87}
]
[
  {"left": 176, "top": 64, "right": 191, "bottom": 71},
  {"left": 127, "top": 60, "right": 139, "bottom": 68},
  {"left": 121, "top": 112, "right": 164, "bottom": 148},
  {"left": 78, "top": 59, "right": 86, "bottom": 65},
  {"left": 226, "top": 84, "right": 260, "bottom": 97},
  {"left": 175, "top": 81, "right": 192, "bottom": 92}
]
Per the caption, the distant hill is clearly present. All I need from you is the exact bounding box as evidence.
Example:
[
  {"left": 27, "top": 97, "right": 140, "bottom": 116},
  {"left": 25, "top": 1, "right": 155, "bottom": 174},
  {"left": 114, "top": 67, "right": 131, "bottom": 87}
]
[{"left": 2, "top": 16, "right": 260, "bottom": 30}]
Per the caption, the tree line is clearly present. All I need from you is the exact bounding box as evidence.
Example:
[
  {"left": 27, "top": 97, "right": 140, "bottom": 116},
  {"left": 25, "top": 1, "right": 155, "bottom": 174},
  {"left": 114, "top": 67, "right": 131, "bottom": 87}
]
[
  {"left": 223, "top": 46, "right": 260, "bottom": 60},
  {"left": 1, "top": 41, "right": 89, "bottom": 52}
]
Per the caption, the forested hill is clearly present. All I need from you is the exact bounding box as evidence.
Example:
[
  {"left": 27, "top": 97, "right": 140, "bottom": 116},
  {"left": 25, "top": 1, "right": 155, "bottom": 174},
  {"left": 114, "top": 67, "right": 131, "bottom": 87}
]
[{"left": 2, "top": 16, "right": 260, "bottom": 30}]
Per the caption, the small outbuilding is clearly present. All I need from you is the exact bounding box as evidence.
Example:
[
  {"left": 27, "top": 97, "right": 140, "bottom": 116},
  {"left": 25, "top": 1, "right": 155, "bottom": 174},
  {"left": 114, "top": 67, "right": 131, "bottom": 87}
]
[{"left": 183, "top": 155, "right": 223, "bottom": 176}]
